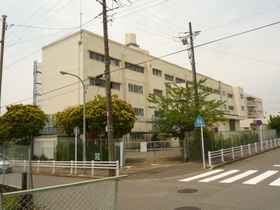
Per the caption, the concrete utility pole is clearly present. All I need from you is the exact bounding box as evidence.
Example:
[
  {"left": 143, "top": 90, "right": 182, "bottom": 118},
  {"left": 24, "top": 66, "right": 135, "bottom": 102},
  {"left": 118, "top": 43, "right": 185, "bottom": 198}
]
[
  {"left": 188, "top": 22, "right": 198, "bottom": 97},
  {"left": 0, "top": 15, "right": 7, "bottom": 111},
  {"left": 101, "top": 0, "right": 116, "bottom": 176}
]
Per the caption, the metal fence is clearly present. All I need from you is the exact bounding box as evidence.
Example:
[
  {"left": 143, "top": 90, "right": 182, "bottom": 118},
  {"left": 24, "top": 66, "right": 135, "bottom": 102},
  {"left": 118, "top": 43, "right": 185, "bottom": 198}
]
[
  {"left": 208, "top": 138, "right": 280, "bottom": 166},
  {"left": 0, "top": 175, "right": 126, "bottom": 210},
  {"left": 0, "top": 145, "right": 31, "bottom": 190},
  {"left": 184, "top": 129, "right": 277, "bottom": 160}
]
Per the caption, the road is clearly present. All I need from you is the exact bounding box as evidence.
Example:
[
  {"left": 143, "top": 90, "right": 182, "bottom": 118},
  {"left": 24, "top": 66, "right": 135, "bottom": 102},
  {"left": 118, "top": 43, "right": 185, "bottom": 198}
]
[{"left": 118, "top": 148, "right": 280, "bottom": 210}]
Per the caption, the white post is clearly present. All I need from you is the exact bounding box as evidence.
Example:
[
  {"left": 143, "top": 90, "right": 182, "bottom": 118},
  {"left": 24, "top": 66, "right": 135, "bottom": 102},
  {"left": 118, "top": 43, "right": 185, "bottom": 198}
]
[
  {"left": 248, "top": 144, "right": 251, "bottom": 155},
  {"left": 266, "top": 140, "right": 268, "bottom": 149},
  {"left": 221, "top": 149, "right": 224, "bottom": 162},
  {"left": 241, "top": 145, "right": 243, "bottom": 156},
  {"left": 208, "top": 151, "right": 211, "bottom": 166},
  {"left": 201, "top": 126, "right": 205, "bottom": 168},
  {"left": 91, "top": 161, "right": 94, "bottom": 176},
  {"left": 70, "top": 160, "right": 73, "bottom": 175},
  {"left": 232, "top": 147, "right": 235, "bottom": 159},
  {"left": 52, "top": 160, "right": 55, "bottom": 174},
  {"left": 37, "top": 160, "right": 40, "bottom": 173},
  {"left": 255, "top": 142, "right": 257, "bottom": 153}
]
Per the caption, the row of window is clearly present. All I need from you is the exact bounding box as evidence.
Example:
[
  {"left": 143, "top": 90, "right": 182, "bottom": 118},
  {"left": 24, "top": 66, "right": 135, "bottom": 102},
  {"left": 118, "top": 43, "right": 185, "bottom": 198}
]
[
  {"left": 89, "top": 52, "right": 187, "bottom": 82},
  {"left": 89, "top": 78, "right": 120, "bottom": 90}
]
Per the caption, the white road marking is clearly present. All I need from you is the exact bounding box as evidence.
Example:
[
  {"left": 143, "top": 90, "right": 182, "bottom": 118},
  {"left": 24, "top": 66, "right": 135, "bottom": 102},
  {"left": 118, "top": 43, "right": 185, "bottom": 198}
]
[
  {"left": 273, "top": 165, "right": 280, "bottom": 167},
  {"left": 269, "top": 177, "right": 280, "bottom": 186},
  {"left": 179, "top": 169, "right": 224, "bottom": 182},
  {"left": 198, "top": 170, "right": 240, "bottom": 183},
  {"left": 220, "top": 170, "right": 258, "bottom": 183},
  {"left": 243, "top": 170, "right": 278, "bottom": 185}
]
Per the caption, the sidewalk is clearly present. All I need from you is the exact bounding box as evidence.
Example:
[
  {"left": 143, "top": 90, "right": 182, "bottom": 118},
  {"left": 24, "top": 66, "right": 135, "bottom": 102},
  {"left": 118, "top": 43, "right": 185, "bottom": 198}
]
[{"left": 119, "top": 149, "right": 207, "bottom": 180}]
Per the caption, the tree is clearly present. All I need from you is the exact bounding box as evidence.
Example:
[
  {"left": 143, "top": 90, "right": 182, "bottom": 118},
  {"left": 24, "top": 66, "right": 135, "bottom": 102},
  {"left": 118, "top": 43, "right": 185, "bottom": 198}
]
[
  {"left": 268, "top": 115, "right": 280, "bottom": 130},
  {"left": 54, "top": 95, "right": 136, "bottom": 137},
  {"left": 0, "top": 104, "right": 48, "bottom": 140},
  {"left": 147, "top": 79, "right": 227, "bottom": 140}
]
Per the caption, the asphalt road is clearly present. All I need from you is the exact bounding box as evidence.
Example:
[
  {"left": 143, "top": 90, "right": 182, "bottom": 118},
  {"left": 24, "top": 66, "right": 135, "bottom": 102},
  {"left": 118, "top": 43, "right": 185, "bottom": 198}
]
[{"left": 118, "top": 147, "right": 280, "bottom": 210}]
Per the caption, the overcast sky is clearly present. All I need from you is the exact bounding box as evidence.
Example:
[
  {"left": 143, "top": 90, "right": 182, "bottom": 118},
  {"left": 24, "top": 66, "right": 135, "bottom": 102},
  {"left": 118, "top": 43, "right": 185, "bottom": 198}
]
[{"left": 1, "top": 0, "right": 280, "bottom": 115}]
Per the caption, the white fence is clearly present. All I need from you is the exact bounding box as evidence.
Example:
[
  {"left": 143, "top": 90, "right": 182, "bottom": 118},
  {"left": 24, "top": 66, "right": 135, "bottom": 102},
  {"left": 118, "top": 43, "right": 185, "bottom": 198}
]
[
  {"left": 208, "top": 138, "right": 280, "bottom": 166},
  {"left": 11, "top": 160, "right": 119, "bottom": 176}
]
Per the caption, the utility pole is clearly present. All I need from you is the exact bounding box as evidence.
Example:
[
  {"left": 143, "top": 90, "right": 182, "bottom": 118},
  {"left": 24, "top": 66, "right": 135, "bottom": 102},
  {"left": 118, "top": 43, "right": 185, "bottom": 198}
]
[
  {"left": 0, "top": 15, "right": 7, "bottom": 112},
  {"left": 181, "top": 22, "right": 200, "bottom": 105},
  {"left": 101, "top": 0, "right": 116, "bottom": 176},
  {"left": 188, "top": 22, "right": 198, "bottom": 97}
]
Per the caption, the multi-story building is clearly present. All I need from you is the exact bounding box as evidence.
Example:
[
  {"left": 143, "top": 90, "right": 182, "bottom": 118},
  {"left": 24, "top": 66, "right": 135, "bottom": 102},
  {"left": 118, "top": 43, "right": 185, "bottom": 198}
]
[{"left": 40, "top": 30, "right": 264, "bottom": 136}]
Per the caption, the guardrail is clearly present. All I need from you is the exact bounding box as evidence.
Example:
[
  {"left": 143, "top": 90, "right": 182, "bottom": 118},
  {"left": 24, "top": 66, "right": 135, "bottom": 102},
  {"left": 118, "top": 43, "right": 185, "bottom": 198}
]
[
  {"left": 208, "top": 138, "right": 280, "bottom": 166},
  {"left": 11, "top": 160, "right": 119, "bottom": 176}
]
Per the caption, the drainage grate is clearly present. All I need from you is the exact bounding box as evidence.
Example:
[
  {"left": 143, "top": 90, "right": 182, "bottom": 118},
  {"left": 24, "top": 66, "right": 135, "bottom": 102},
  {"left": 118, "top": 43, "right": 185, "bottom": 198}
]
[
  {"left": 177, "top": 189, "right": 198, "bottom": 194},
  {"left": 174, "top": 206, "right": 201, "bottom": 210}
]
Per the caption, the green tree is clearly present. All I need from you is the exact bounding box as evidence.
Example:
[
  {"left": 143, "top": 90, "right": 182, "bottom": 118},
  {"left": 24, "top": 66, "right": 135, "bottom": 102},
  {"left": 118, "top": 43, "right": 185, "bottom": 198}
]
[
  {"left": 0, "top": 104, "right": 48, "bottom": 140},
  {"left": 147, "top": 79, "right": 227, "bottom": 140},
  {"left": 268, "top": 115, "right": 280, "bottom": 130},
  {"left": 54, "top": 95, "right": 136, "bottom": 137}
]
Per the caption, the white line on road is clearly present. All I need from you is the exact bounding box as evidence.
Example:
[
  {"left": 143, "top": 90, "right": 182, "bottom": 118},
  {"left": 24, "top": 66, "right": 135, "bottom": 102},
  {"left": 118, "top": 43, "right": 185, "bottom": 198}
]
[
  {"left": 220, "top": 170, "right": 258, "bottom": 183},
  {"left": 243, "top": 170, "right": 278, "bottom": 185},
  {"left": 269, "top": 177, "right": 280, "bottom": 186},
  {"left": 179, "top": 169, "right": 224, "bottom": 182},
  {"left": 273, "top": 165, "right": 280, "bottom": 167},
  {"left": 198, "top": 170, "right": 240, "bottom": 183}
]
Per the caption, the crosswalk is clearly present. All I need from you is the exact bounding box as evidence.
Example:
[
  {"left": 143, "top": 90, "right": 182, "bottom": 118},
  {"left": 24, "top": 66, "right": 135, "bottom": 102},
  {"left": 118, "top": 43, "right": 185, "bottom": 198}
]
[{"left": 179, "top": 169, "right": 280, "bottom": 186}]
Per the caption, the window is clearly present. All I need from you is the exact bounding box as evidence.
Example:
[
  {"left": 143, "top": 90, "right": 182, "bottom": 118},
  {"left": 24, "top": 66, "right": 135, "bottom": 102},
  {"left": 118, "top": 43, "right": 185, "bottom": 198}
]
[
  {"left": 152, "top": 69, "right": 162, "bottom": 77},
  {"left": 240, "top": 94, "right": 244, "bottom": 99},
  {"left": 229, "top": 120, "right": 236, "bottom": 131},
  {"left": 89, "top": 78, "right": 105, "bottom": 87},
  {"left": 175, "top": 78, "right": 185, "bottom": 83},
  {"left": 223, "top": 104, "right": 227, "bottom": 110},
  {"left": 89, "top": 78, "right": 120, "bottom": 90},
  {"left": 228, "top": 93, "right": 233, "bottom": 98},
  {"left": 125, "top": 62, "right": 144, "bottom": 73},
  {"left": 153, "top": 89, "right": 163, "bottom": 95},
  {"left": 165, "top": 74, "right": 174, "bottom": 82},
  {"left": 229, "top": 106, "right": 234, "bottom": 111},
  {"left": 222, "top": 91, "right": 227, "bottom": 96},
  {"left": 111, "top": 82, "right": 120, "bottom": 90},
  {"left": 89, "top": 51, "right": 119, "bottom": 66},
  {"left": 133, "top": 108, "right": 144, "bottom": 116},
  {"left": 130, "top": 132, "right": 145, "bottom": 140},
  {"left": 128, "top": 83, "right": 143, "bottom": 94},
  {"left": 214, "top": 90, "right": 220, "bottom": 94},
  {"left": 241, "top": 106, "right": 245, "bottom": 111}
]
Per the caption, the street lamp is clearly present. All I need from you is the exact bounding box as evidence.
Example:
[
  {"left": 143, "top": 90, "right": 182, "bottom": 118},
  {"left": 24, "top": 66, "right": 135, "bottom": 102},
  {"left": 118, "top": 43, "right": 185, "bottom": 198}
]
[{"left": 60, "top": 71, "right": 86, "bottom": 174}]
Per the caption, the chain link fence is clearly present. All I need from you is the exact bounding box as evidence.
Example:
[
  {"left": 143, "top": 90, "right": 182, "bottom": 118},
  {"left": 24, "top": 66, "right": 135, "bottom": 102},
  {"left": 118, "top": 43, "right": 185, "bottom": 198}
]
[
  {"left": 1, "top": 176, "right": 126, "bottom": 210},
  {"left": 0, "top": 145, "right": 31, "bottom": 190}
]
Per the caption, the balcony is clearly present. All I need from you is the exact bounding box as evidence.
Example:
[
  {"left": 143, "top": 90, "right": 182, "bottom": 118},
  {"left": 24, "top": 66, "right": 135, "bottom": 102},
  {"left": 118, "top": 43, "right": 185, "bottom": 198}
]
[{"left": 247, "top": 101, "right": 257, "bottom": 108}]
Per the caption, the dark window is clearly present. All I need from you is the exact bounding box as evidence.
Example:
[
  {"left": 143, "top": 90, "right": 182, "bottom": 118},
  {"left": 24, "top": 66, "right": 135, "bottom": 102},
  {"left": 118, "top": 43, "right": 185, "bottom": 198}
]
[
  {"left": 175, "top": 78, "right": 185, "bottom": 83},
  {"left": 152, "top": 69, "right": 162, "bottom": 76},
  {"left": 128, "top": 83, "right": 143, "bottom": 94},
  {"left": 89, "top": 52, "right": 119, "bottom": 66},
  {"left": 125, "top": 62, "right": 144, "bottom": 73},
  {"left": 165, "top": 74, "right": 174, "bottom": 82}
]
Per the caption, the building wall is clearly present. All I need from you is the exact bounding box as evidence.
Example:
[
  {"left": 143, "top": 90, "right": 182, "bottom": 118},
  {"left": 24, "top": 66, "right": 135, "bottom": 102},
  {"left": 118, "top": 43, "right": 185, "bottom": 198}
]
[{"left": 41, "top": 30, "right": 264, "bottom": 133}]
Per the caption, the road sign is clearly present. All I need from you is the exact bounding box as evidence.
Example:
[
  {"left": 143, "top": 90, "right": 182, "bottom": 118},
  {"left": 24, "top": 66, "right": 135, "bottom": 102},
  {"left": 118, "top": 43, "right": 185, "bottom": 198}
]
[
  {"left": 194, "top": 115, "right": 205, "bottom": 127},
  {"left": 256, "top": 120, "right": 262, "bottom": 126}
]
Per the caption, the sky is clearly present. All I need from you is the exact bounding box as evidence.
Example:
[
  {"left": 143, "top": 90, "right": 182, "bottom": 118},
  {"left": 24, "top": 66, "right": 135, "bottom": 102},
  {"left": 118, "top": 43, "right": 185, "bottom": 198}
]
[{"left": 1, "top": 0, "right": 280, "bottom": 115}]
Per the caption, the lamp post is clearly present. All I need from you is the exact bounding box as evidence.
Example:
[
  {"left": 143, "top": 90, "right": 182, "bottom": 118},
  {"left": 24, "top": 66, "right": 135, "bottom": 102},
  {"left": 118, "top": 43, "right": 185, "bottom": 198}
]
[{"left": 60, "top": 71, "right": 86, "bottom": 174}]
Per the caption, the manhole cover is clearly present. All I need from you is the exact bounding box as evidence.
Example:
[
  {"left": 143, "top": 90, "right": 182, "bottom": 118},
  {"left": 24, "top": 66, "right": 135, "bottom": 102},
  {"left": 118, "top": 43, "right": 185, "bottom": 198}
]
[
  {"left": 174, "top": 206, "right": 201, "bottom": 210},
  {"left": 177, "top": 189, "right": 198, "bottom": 193}
]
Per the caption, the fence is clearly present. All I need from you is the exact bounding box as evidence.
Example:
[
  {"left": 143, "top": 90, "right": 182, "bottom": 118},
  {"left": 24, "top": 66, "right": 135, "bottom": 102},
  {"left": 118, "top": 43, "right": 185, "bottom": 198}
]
[
  {"left": 0, "top": 145, "right": 31, "bottom": 190},
  {"left": 12, "top": 160, "right": 119, "bottom": 176},
  {"left": 184, "top": 129, "right": 277, "bottom": 160},
  {"left": 0, "top": 175, "right": 127, "bottom": 210},
  {"left": 208, "top": 138, "right": 280, "bottom": 166},
  {"left": 125, "top": 140, "right": 181, "bottom": 151}
]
